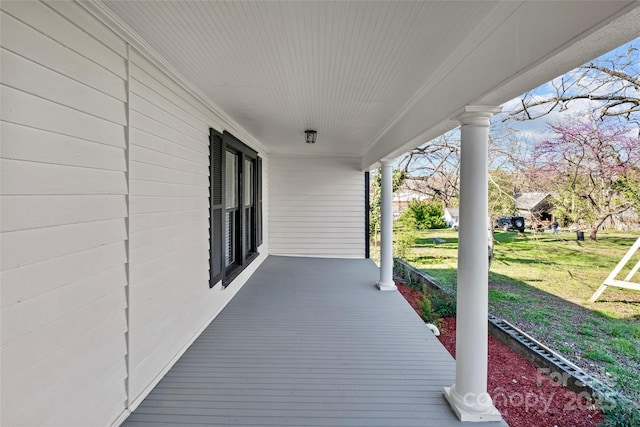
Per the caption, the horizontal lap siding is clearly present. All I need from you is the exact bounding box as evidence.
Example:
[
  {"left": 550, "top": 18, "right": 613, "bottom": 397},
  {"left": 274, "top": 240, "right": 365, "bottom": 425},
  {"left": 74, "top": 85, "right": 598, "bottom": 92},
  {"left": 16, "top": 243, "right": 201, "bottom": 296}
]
[
  {"left": 0, "top": 2, "right": 128, "bottom": 427},
  {"left": 2, "top": 2, "right": 271, "bottom": 426},
  {"left": 269, "top": 156, "right": 364, "bottom": 258},
  {"left": 126, "top": 49, "right": 270, "bottom": 406},
  {"left": 128, "top": 51, "right": 227, "bottom": 404}
]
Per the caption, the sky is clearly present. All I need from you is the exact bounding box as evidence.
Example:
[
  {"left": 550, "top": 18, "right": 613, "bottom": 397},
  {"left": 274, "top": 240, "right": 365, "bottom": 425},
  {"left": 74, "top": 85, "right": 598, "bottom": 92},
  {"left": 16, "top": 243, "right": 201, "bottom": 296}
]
[{"left": 492, "top": 35, "right": 640, "bottom": 142}]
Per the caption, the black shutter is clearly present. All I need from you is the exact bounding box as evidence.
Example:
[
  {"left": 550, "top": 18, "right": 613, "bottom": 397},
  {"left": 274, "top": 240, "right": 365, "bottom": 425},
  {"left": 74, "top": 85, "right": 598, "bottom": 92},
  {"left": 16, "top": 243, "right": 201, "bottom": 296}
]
[
  {"left": 257, "top": 156, "right": 263, "bottom": 246},
  {"left": 209, "top": 128, "right": 224, "bottom": 287}
]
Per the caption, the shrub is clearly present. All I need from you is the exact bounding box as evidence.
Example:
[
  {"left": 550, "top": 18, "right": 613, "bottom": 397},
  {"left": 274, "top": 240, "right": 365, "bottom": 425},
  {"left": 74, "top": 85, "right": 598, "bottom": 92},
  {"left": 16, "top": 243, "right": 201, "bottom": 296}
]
[
  {"left": 419, "top": 291, "right": 456, "bottom": 325},
  {"left": 432, "top": 292, "right": 456, "bottom": 318},
  {"left": 394, "top": 232, "right": 416, "bottom": 259},
  {"left": 399, "top": 199, "right": 448, "bottom": 230},
  {"left": 420, "top": 296, "right": 438, "bottom": 324}
]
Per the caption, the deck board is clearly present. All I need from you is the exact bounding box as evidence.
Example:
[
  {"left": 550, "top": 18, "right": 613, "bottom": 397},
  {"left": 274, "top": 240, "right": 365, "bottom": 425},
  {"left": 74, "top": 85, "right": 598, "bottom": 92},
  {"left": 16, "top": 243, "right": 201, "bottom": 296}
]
[{"left": 123, "top": 256, "right": 506, "bottom": 426}]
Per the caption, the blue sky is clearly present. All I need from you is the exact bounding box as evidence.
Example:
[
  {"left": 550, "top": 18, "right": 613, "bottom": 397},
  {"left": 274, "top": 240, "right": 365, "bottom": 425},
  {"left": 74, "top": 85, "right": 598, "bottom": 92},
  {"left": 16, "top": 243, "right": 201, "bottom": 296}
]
[{"left": 493, "top": 36, "right": 640, "bottom": 141}]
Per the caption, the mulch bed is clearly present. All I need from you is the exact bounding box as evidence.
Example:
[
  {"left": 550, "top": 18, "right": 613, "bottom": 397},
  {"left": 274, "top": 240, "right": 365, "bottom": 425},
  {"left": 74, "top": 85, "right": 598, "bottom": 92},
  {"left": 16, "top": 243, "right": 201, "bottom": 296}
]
[{"left": 397, "top": 283, "right": 605, "bottom": 427}]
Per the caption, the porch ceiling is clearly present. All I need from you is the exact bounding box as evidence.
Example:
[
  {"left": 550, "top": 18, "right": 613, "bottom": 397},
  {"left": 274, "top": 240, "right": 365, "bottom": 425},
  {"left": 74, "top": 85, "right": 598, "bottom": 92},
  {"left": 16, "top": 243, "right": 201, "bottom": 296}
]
[{"left": 90, "top": 1, "right": 640, "bottom": 168}]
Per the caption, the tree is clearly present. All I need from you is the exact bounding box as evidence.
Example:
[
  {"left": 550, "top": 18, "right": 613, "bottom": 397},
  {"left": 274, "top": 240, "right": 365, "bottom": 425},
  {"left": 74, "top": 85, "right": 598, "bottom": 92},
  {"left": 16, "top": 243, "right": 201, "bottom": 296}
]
[
  {"left": 504, "top": 41, "right": 640, "bottom": 130},
  {"left": 532, "top": 117, "right": 640, "bottom": 240},
  {"left": 488, "top": 168, "right": 518, "bottom": 219},
  {"left": 369, "top": 168, "right": 406, "bottom": 238},
  {"left": 396, "top": 131, "right": 460, "bottom": 207},
  {"left": 396, "top": 128, "right": 536, "bottom": 217},
  {"left": 395, "top": 128, "right": 539, "bottom": 229}
]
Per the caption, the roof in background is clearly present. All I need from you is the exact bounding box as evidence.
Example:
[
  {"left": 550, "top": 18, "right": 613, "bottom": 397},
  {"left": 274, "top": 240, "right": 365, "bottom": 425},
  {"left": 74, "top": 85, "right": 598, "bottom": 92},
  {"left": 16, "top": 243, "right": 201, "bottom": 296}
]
[
  {"left": 444, "top": 207, "right": 459, "bottom": 217},
  {"left": 514, "top": 192, "right": 553, "bottom": 210},
  {"left": 393, "top": 190, "right": 430, "bottom": 202}
]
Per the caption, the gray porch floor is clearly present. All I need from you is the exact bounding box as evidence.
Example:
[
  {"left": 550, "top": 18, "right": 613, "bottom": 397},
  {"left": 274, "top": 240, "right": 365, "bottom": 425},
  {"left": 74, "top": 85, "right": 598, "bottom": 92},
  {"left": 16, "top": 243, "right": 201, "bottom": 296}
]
[{"left": 123, "top": 256, "right": 506, "bottom": 426}]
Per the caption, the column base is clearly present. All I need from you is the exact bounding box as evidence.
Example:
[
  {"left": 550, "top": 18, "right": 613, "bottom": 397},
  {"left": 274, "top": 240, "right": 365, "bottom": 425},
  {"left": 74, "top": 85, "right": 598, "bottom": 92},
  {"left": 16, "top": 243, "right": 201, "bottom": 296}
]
[
  {"left": 444, "top": 385, "right": 503, "bottom": 422},
  {"left": 376, "top": 280, "right": 397, "bottom": 291}
]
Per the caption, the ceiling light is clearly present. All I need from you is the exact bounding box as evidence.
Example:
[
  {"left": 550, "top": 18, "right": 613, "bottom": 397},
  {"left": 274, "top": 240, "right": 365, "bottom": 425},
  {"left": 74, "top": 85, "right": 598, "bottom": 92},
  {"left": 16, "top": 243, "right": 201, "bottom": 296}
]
[{"left": 305, "top": 130, "right": 317, "bottom": 144}]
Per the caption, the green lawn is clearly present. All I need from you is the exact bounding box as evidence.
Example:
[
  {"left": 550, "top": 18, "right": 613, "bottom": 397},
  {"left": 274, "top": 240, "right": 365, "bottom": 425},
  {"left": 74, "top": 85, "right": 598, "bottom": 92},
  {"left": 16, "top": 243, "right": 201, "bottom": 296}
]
[{"left": 402, "top": 228, "right": 640, "bottom": 402}]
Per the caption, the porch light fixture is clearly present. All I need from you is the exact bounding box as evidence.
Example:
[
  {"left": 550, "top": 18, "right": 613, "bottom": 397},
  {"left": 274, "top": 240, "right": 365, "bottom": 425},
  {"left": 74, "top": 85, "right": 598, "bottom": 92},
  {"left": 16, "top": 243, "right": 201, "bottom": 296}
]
[{"left": 305, "top": 130, "right": 317, "bottom": 144}]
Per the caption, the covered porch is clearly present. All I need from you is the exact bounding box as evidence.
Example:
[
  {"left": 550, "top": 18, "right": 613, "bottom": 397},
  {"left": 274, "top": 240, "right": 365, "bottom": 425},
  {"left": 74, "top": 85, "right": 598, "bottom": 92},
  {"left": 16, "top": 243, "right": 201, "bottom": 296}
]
[
  {"left": 122, "top": 256, "right": 504, "bottom": 427},
  {"left": 3, "top": 2, "right": 639, "bottom": 426}
]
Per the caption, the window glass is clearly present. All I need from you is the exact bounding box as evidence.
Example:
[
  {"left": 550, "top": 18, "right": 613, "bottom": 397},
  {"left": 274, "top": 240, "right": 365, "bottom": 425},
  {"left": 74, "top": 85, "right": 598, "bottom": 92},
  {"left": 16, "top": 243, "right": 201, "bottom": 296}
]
[
  {"left": 244, "top": 159, "right": 253, "bottom": 205},
  {"left": 225, "top": 151, "right": 238, "bottom": 209},
  {"left": 225, "top": 211, "right": 235, "bottom": 266}
]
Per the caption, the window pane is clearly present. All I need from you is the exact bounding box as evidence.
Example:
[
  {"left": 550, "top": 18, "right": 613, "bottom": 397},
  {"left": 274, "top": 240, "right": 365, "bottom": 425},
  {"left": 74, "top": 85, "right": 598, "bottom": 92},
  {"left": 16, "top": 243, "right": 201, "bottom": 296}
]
[
  {"left": 244, "top": 159, "right": 253, "bottom": 205},
  {"left": 225, "top": 151, "right": 238, "bottom": 209},
  {"left": 225, "top": 211, "right": 235, "bottom": 267},
  {"left": 245, "top": 208, "right": 250, "bottom": 254},
  {"left": 244, "top": 207, "right": 253, "bottom": 255}
]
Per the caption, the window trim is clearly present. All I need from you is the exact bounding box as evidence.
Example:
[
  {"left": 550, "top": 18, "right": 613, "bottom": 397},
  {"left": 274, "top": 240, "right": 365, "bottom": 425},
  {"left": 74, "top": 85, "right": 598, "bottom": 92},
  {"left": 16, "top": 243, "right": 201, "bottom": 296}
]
[{"left": 209, "top": 128, "right": 261, "bottom": 288}]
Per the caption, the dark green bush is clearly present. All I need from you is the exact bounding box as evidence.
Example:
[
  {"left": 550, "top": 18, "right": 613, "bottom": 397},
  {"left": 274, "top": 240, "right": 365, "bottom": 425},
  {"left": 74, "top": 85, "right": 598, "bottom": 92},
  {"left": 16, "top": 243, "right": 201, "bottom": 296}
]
[
  {"left": 432, "top": 292, "right": 457, "bottom": 318},
  {"left": 420, "top": 291, "right": 456, "bottom": 325},
  {"left": 399, "top": 199, "right": 448, "bottom": 230}
]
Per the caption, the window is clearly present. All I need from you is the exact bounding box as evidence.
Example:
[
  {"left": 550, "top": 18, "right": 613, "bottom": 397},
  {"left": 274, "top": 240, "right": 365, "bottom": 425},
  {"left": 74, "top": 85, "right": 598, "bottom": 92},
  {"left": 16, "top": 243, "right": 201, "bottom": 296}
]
[
  {"left": 209, "top": 129, "right": 261, "bottom": 287},
  {"left": 225, "top": 150, "right": 239, "bottom": 268}
]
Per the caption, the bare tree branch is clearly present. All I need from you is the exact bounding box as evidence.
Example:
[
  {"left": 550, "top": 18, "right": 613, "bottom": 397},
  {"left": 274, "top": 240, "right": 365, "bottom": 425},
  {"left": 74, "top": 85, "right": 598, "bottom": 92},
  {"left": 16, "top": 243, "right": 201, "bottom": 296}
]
[{"left": 503, "top": 42, "right": 640, "bottom": 124}]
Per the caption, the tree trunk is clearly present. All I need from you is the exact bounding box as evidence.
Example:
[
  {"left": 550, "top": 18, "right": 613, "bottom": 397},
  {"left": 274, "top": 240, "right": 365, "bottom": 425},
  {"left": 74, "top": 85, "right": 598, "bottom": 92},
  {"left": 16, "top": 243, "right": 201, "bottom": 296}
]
[{"left": 589, "top": 213, "right": 611, "bottom": 241}]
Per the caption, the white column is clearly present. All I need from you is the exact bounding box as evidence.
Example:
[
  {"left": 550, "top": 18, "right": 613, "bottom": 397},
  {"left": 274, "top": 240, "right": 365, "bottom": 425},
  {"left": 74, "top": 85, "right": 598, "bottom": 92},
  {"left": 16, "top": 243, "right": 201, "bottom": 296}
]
[
  {"left": 444, "top": 106, "right": 502, "bottom": 422},
  {"left": 377, "top": 159, "right": 397, "bottom": 291}
]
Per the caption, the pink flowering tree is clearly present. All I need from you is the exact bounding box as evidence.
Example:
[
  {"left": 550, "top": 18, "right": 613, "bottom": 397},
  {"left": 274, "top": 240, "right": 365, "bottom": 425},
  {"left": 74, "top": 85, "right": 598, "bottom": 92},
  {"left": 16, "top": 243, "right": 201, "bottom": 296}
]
[{"left": 533, "top": 117, "right": 640, "bottom": 240}]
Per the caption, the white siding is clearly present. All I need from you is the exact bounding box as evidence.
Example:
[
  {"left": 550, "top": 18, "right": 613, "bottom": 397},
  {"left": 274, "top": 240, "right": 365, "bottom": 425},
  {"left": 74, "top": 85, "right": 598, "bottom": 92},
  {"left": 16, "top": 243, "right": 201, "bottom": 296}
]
[
  {"left": 0, "top": 2, "right": 128, "bottom": 427},
  {"left": 127, "top": 51, "right": 268, "bottom": 406},
  {"left": 128, "top": 49, "right": 211, "bottom": 400},
  {"left": 0, "top": 2, "right": 269, "bottom": 426},
  {"left": 269, "top": 155, "right": 365, "bottom": 258}
]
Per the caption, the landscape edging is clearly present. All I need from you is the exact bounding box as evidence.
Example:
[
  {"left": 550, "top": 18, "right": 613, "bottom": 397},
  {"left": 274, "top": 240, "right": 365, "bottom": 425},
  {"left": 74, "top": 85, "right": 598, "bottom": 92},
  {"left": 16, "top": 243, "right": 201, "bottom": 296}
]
[{"left": 393, "top": 258, "right": 610, "bottom": 399}]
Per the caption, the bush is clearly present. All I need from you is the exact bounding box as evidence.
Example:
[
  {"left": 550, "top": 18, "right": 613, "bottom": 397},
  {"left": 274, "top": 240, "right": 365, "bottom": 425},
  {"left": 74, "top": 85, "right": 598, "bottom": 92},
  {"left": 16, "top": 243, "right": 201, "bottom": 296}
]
[
  {"left": 399, "top": 199, "right": 448, "bottom": 230},
  {"left": 420, "top": 296, "right": 438, "bottom": 324},
  {"left": 394, "top": 232, "right": 416, "bottom": 259},
  {"left": 419, "top": 291, "right": 457, "bottom": 325},
  {"left": 432, "top": 292, "right": 457, "bottom": 318}
]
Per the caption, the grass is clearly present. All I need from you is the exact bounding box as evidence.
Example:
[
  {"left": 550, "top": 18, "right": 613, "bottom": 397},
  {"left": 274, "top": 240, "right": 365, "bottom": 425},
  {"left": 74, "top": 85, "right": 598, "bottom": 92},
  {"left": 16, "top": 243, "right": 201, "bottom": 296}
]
[
  {"left": 584, "top": 346, "right": 617, "bottom": 364},
  {"left": 401, "top": 227, "right": 640, "bottom": 406},
  {"left": 488, "top": 289, "right": 533, "bottom": 303},
  {"left": 522, "top": 308, "right": 553, "bottom": 326}
]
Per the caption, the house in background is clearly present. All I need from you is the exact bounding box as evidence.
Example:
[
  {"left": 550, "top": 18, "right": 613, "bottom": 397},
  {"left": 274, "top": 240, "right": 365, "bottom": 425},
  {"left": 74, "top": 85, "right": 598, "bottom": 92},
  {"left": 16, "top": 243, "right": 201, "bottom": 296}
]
[
  {"left": 514, "top": 192, "right": 555, "bottom": 223},
  {"left": 392, "top": 190, "right": 430, "bottom": 219},
  {"left": 2, "top": 1, "right": 639, "bottom": 426},
  {"left": 444, "top": 207, "right": 460, "bottom": 229}
]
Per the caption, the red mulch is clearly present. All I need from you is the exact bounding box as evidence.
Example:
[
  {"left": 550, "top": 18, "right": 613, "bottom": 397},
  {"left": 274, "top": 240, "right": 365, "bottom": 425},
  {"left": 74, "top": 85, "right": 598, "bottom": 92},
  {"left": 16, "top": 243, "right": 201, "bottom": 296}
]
[{"left": 397, "top": 283, "right": 605, "bottom": 427}]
